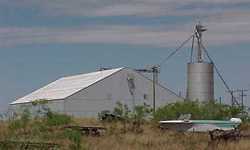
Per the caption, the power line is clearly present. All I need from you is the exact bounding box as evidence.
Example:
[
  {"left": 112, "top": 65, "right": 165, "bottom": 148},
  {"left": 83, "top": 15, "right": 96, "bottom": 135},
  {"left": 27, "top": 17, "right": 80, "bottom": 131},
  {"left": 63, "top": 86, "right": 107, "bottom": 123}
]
[
  {"left": 201, "top": 43, "right": 240, "bottom": 106},
  {"left": 239, "top": 89, "right": 248, "bottom": 110},
  {"left": 159, "top": 34, "right": 194, "bottom": 66},
  {"left": 135, "top": 66, "right": 160, "bottom": 113},
  {"left": 190, "top": 35, "right": 195, "bottom": 63},
  {"left": 156, "top": 23, "right": 243, "bottom": 107},
  {"left": 230, "top": 89, "right": 248, "bottom": 109}
]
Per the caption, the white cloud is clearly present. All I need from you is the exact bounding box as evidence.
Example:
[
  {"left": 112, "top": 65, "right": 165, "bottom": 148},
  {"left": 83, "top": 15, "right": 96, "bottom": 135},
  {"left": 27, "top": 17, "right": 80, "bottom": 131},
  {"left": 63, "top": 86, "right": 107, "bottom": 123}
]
[
  {"left": 2, "top": 0, "right": 250, "bottom": 17},
  {"left": 1, "top": 16, "right": 250, "bottom": 48},
  {"left": 0, "top": 26, "right": 191, "bottom": 48},
  {"left": 1, "top": 0, "right": 250, "bottom": 48},
  {"left": 202, "top": 10, "right": 250, "bottom": 45}
]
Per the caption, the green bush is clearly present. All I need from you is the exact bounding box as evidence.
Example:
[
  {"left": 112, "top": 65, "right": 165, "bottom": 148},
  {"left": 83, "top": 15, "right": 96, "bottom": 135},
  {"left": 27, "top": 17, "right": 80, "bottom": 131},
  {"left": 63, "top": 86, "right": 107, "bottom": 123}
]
[
  {"left": 110, "top": 102, "right": 152, "bottom": 133},
  {"left": 130, "top": 104, "right": 152, "bottom": 133},
  {"left": 8, "top": 119, "right": 23, "bottom": 131},
  {"left": 64, "top": 129, "right": 82, "bottom": 150},
  {"left": 131, "top": 104, "right": 152, "bottom": 124},
  {"left": 113, "top": 102, "right": 130, "bottom": 119},
  {"left": 199, "top": 101, "right": 242, "bottom": 120},
  {"left": 153, "top": 100, "right": 244, "bottom": 121},
  {"left": 46, "top": 111, "right": 72, "bottom": 126},
  {"left": 8, "top": 109, "right": 31, "bottom": 131},
  {"left": 153, "top": 101, "right": 201, "bottom": 121}
]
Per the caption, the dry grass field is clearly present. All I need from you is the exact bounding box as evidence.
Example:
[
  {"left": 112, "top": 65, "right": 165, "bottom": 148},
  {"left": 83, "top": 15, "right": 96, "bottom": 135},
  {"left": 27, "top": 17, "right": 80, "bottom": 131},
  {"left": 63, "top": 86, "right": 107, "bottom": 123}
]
[
  {"left": 77, "top": 119, "right": 250, "bottom": 150},
  {"left": 1, "top": 117, "right": 250, "bottom": 150},
  {"left": 84, "top": 130, "right": 250, "bottom": 150}
]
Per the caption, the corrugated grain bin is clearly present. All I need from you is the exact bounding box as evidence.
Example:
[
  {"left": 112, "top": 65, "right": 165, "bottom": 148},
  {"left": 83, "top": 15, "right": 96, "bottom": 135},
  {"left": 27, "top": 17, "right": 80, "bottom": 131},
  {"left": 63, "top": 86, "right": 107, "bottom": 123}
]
[{"left": 186, "top": 62, "right": 214, "bottom": 101}]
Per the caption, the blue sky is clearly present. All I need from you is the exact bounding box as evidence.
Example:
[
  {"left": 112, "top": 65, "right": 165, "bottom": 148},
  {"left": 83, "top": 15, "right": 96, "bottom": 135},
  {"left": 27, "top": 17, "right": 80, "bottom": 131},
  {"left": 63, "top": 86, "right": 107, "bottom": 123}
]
[{"left": 1, "top": 0, "right": 250, "bottom": 112}]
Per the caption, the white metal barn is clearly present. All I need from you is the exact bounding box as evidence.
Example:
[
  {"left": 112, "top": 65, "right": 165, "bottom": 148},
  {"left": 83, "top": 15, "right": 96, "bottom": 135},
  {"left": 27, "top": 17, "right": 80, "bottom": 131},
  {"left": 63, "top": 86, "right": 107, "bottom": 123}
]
[{"left": 10, "top": 67, "right": 183, "bottom": 117}]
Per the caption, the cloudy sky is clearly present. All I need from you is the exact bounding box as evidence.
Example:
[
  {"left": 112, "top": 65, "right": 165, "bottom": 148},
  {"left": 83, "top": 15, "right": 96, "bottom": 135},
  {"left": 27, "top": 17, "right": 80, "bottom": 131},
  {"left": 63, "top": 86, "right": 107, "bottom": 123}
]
[{"left": 1, "top": 0, "right": 250, "bottom": 112}]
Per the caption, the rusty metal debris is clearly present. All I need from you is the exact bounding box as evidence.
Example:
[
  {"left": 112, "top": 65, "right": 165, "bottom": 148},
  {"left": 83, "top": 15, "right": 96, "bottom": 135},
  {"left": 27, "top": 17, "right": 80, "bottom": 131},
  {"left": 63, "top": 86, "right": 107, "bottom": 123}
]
[
  {"left": 0, "top": 140, "right": 60, "bottom": 150},
  {"left": 209, "top": 128, "right": 241, "bottom": 141},
  {"left": 64, "top": 125, "right": 107, "bottom": 136}
]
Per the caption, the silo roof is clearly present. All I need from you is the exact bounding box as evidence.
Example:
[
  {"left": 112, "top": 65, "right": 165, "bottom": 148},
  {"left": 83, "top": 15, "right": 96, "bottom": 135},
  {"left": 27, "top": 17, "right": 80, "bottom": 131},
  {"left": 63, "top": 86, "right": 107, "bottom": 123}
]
[{"left": 10, "top": 68, "right": 123, "bottom": 105}]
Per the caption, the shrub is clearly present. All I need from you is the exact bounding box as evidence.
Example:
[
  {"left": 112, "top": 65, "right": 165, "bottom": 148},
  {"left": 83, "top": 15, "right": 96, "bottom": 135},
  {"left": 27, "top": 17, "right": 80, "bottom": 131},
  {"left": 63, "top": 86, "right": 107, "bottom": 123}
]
[
  {"left": 153, "top": 100, "right": 244, "bottom": 121},
  {"left": 199, "top": 101, "right": 242, "bottom": 120},
  {"left": 130, "top": 104, "right": 152, "bottom": 133},
  {"left": 153, "top": 101, "right": 201, "bottom": 121},
  {"left": 8, "top": 119, "right": 23, "bottom": 131},
  {"left": 108, "top": 102, "right": 152, "bottom": 133},
  {"left": 46, "top": 111, "right": 72, "bottom": 126},
  {"left": 132, "top": 104, "right": 152, "bottom": 121},
  {"left": 113, "top": 102, "right": 130, "bottom": 119},
  {"left": 64, "top": 129, "right": 82, "bottom": 150},
  {"left": 8, "top": 109, "right": 31, "bottom": 131}
]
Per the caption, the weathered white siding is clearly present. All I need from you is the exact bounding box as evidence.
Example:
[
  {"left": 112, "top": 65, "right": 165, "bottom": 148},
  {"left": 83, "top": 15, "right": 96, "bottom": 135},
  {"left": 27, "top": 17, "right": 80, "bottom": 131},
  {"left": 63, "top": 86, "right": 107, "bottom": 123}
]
[
  {"left": 64, "top": 68, "right": 182, "bottom": 117},
  {"left": 10, "top": 100, "right": 65, "bottom": 115},
  {"left": 10, "top": 68, "right": 183, "bottom": 118}
]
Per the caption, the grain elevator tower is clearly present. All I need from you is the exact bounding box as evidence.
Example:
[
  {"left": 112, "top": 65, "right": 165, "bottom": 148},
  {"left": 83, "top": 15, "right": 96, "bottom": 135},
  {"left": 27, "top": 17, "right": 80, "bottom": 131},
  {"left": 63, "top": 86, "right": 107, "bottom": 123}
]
[{"left": 186, "top": 23, "right": 214, "bottom": 101}]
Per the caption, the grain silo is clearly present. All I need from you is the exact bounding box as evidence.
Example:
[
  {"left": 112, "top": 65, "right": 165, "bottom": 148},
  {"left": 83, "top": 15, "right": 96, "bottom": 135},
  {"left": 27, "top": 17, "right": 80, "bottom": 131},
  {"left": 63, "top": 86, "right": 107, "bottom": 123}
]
[{"left": 186, "top": 23, "right": 214, "bottom": 101}]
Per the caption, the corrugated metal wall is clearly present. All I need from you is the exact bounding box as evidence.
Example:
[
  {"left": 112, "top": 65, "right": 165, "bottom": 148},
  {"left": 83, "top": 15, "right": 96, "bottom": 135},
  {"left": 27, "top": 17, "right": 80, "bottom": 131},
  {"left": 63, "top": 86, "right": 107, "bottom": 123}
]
[
  {"left": 10, "top": 100, "right": 65, "bottom": 116},
  {"left": 10, "top": 68, "right": 183, "bottom": 117},
  {"left": 64, "top": 68, "right": 182, "bottom": 117}
]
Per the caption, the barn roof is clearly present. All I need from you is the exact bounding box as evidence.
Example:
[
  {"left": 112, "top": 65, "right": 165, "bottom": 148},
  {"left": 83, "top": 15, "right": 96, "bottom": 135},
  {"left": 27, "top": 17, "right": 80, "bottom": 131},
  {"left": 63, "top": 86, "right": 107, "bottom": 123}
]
[{"left": 11, "top": 68, "right": 123, "bottom": 105}]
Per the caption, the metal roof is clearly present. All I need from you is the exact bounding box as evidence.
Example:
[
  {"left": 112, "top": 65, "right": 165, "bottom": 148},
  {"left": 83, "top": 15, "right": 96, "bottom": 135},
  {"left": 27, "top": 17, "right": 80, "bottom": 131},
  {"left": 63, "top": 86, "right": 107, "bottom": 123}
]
[{"left": 11, "top": 68, "right": 123, "bottom": 105}]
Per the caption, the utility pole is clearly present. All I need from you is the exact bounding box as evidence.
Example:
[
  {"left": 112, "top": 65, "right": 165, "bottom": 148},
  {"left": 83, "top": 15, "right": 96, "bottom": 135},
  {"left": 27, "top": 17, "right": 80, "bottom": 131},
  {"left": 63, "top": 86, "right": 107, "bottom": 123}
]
[
  {"left": 152, "top": 66, "right": 159, "bottom": 113},
  {"left": 135, "top": 65, "right": 160, "bottom": 113},
  {"left": 239, "top": 89, "right": 248, "bottom": 110},
  {"left": 228, "top": 89, "right": 248, "bottom": 109},
  {"left": 219, "top": 96, "right": 222, "bottom": 105},
  {"left": 227, "top": 90, "right": 239, "bottom": 106},
  {"left": 231, "top": 91, "right": 236, "bottom": 106}
]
